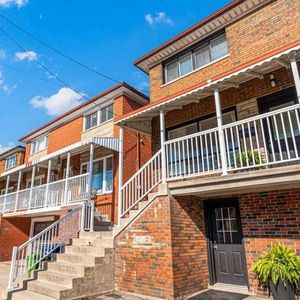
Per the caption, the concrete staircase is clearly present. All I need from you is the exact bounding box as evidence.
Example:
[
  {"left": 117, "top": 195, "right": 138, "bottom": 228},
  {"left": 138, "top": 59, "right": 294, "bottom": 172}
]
[{"left": 10, "top": 231, "right": 114, "bottom": 300}]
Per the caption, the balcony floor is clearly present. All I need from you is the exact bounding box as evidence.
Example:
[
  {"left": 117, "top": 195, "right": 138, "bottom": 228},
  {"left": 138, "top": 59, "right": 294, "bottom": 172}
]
[{"left": 168, "top": 164, "right": 300, "bottom": 197}]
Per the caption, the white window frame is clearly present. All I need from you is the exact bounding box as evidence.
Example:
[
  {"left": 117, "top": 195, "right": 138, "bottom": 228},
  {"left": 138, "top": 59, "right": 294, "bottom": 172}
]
[
  {"left": 5, "top": 154, "right": 17, "bottom": 170},
  {"left": 80, "top": 155, "right": 113, "bottom": 195},
  {"left": 30, "top": 136, "right": 48, "bottom": 155},
  {"left": 0, "top": 187, "right": 14, "bottom": 195},
  {"left": 26, "top": 174, "right": 45, "bottom": 188},
  {"left": 164, "top": 33, "right": 228, "bottom": 84}
]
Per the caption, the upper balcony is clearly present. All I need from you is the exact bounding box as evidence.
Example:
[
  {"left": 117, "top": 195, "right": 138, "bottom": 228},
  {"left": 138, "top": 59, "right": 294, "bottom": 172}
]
[{"left": 0, "top": 136, "right": 120, "bottom": 217}]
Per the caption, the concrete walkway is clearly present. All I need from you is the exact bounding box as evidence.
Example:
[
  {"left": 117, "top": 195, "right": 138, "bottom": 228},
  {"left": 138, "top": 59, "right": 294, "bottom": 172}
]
[{"left": 0, "top": 261, "right": 10, "bottom": 299}]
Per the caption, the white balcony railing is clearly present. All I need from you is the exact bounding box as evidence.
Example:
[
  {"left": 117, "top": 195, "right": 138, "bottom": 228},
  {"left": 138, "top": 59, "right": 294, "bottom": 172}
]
[
  {"left": 0, "top": 173, "right": 89, "bottom": 215},
  {"left": 164, "top": 104, "right": 300, "bottom": 179}
]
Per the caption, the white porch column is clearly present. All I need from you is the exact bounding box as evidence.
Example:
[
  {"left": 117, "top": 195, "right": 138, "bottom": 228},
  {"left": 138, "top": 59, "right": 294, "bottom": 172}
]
[
  {"left": 290, "top": 51, "right": 300, "bottom": 103},
  {"left": 44, "top": 159, "right": 52, "bottom": 207},
  {"left": 63, "top": 152, "right": 71, "bottom": 204},
  {"left": 160, "top": 110, "right": 167, "bottom": 182},
  {"left": 87, "top": 144, "right": 94, "bottom": 202},
  {"left": 14, "top": 171, "right": 22, "bottom": 211},
  {"left": 28, "top": 166, "right": 36, "bottom": 209},
  {"left": 214, "top": 87, "right": 228, "bottom": 175},
  {"left": 3, "top": 175, "right": 10, "bottom": 213},
  {"left": 118, "top": 127, "right": 124, "bottom": 225}
]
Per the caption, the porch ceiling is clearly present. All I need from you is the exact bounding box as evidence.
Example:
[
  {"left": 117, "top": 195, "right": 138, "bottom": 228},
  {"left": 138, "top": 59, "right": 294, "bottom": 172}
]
[{"left": 116, "top": 45, "right": 300, "bottom": 135}]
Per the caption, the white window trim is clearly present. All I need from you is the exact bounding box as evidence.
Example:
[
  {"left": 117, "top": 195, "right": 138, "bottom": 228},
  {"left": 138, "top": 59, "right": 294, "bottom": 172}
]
[
  {"left": 30, "top": 216, "right": 55, "bottom": 238},
  {"left": 26, "top": 174, "right": 45, "bottom": 188},
  {"left": 82, "top": 102, "right": 114, "bottom": 132},
  {"left": 0, "top": 187, "right": 14, "bottom": 195},
  {"left": 30, "top": 135, "right": 49, "bottom": 155},
  {"left": 80, "top": 155, "right": 113, "bottom": 195},
  {"left": 5, "top": 154, "right": 17, "bottom": 170}
]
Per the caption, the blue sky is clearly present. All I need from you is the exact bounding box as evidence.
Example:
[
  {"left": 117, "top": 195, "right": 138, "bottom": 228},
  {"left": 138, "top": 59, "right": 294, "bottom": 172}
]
[{"left": 0, "top": 0, "right": 230, "bottom": 151}]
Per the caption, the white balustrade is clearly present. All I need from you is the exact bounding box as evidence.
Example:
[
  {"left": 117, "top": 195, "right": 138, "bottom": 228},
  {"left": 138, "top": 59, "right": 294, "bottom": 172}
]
[{"left": 120, "top": 150, "right": 162, "bottom": 217}]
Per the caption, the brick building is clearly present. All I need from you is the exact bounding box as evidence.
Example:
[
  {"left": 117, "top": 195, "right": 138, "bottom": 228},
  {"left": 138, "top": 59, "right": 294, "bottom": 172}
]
[
  {"left": 0, "top": 82, "right": 150, "bottom": 262},
  {"left": 115, "top": 0, "right": 300, "bottom": 298},
  {"left": 1, "top": 0, "right": 300, "bottom": 299}
]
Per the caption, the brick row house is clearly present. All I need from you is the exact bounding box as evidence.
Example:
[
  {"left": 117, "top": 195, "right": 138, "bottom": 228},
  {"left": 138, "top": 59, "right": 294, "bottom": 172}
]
[{"left": 0, "top": 0, "right": 300, "bottom": 299}]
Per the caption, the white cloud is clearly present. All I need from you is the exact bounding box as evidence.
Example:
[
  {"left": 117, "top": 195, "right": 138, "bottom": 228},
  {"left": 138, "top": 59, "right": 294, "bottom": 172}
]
[
  {"left": 29, "top": 87, "right": 85, "bottom": 116},
  {"left": 0, "top": 0, "right": 28, "bottom": 8},
  {"left": 0, "top": 142, "right": 15, "bottom": 154},
  {"left": 0, "top": 49, "right": 6, "bottom": 59},
  {"left": 15, "top": 50, "right": 37, "bottom": 61},
  {"left": 0, "top": 70, "right": 17, "bottom": 94},
  {"left": 145, "top": 12, "right": 174, "bottom": 26}
]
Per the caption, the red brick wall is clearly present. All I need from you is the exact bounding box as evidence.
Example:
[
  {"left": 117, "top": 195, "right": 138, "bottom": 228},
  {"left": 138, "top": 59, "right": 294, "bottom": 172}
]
[
  {"left": 149, "top": 0, "right": 300, "bottom": 103},
  {"left": 115, "top": 195, "right": 209, "bottom": 299},
  {"left": 48, "top": 117, "right": 83, "bottom": 154},
  {"left": 239, "top": 190, "right": 300, "bottom": 295},
  {"left": 0, "top": 217, "right": 31, "bottom": 261}
]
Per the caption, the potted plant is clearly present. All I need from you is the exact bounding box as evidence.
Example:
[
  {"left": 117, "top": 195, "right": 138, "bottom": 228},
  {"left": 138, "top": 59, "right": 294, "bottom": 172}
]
[
  {"left": 235, "top": 150, "right": 260, "bottom": 168},
  {"left": 251, "top": 243, "right": 300, "bottom": 300}
]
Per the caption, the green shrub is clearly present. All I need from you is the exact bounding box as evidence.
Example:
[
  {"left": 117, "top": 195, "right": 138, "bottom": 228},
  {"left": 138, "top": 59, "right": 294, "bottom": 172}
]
[
  {"left": 251, "top": 243, "right": 300, "bottom": 293},
  {"left": 235, "top": 150, "right": 260, "bottom": 167}
]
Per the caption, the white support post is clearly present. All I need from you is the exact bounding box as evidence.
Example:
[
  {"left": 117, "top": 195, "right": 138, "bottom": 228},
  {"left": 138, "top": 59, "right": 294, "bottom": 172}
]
[
  {"left": 80, "top": 201, "right": 86, "bottom": 231},
  {"left": 160, "top": 110, "right": 167, "bottom": 182},
  {"left": 290, "top": 51, "right": 300, "bottom": 103},
  {"left": 28, "top": 166, "right": 36, "bottom": 210},
  {"left": 214, "top": 87, "right": 228, "bottom": 176},
  {"left": 3, "top": 175, "right": 10, "bottom": 213},
  {"left": 87, "top": 144, "right": 94, "bottom": 203},
  {"left": 63, "top": 152, "right": 71, "bottom": 204},
  {"left": 14, "top": 171, "right": 22, "bottom": 212},
  {"left": 118, "top": 127, "right": 124, "bottom": 225},
  {"left": 90, "top": 200, "right": 95, "bottom": 232},
  {"left": 7, "top": 246, "right": 17, "bottom": 290},
  {"left": 44, "top": 159, "right": 52, "bottom": 207}
]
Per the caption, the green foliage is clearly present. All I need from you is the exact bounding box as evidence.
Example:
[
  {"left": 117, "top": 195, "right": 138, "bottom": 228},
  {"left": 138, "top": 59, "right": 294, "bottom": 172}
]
[
  {"left": 251, "top": 243, "right": 300, "bottom": 292},
  {"left": 235, "top": 150, "right": 260, "bottom": 167}
]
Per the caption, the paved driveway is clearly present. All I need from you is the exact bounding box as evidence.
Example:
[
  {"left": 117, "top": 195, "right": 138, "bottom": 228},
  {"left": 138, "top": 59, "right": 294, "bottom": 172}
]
[{"left": 0, "top": 261, "right": 10, "bottom": 299}]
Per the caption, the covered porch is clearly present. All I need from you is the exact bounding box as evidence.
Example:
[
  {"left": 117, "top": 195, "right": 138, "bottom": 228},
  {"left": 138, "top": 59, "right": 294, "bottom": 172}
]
[{"left": 0, "top": 137, "right": 120, "bottom": 219}]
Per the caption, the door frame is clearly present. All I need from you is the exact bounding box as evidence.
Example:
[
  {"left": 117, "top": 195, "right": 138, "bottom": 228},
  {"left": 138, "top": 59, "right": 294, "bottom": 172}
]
[{"left": 204, "top": 198, "right": 249, "bottom": 287}]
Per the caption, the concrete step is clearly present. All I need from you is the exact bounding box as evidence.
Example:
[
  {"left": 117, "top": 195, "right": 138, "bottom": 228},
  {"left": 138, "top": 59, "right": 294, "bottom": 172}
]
[
  {"left": 93, "top": 238, "right": 114, "bottom": 248},
  {"left": 37, "top": 270, "right": 76, "bottom": 288},
  {"left": 27, "top": 280, "right": 66, "bottom": 298},
  {"left": 64, "top": 245, "right": 105, "bottom": 256},
  {"left": 46, "top": 261, "right": 86, "bottom": 277},
  {"left": 72, "top": 236, "right": 114, "bottom": 248},
  {"left": 56, "top": 253, "right": 97, "bottom": 266},
  {"left": 94, "top": 225, "right": 114, "bottom": 231},
  {"left": 79, "top": 231, "right": 113, "bottom": 239},
  {"left": 12, "top": 290, "right": 55, "bottom": 300}
]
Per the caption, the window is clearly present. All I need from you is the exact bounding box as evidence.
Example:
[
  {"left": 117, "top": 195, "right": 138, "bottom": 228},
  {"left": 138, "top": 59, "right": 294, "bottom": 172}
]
[
  {"left": 26, "top": 176, "right": 45, "bottom": 188},
  {"left": 85, "top": 112, "right": 98, "bottom": 130},
  {"left": 199, "top": 110, "right": 236, "bottom": 131},
  {"left": 164, "top": 33, "right": 228, "bottom": 83},
  {"left": 84, "top": 104, "right": 114, "bottom": 130},
  {"left": 5, "top": 155, "right": 17, "bottom": 170},
  {"left": 80, "top": 156, "right": 113, "bottom": 194},
  {"left": 168, "top": 123, "right": 198, "bottom": 140},
  {"left": 31, "top": 136, "right": 48, "bottom": 154}
]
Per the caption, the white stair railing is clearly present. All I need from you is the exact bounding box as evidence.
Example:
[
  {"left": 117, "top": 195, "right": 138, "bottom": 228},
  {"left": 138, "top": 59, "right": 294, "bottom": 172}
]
[
  {"left": 7, "top": 200, "right": 94, "bottom": 290},
  {"left": 120, "top": 150, "right": 162, "bottom": 218}
]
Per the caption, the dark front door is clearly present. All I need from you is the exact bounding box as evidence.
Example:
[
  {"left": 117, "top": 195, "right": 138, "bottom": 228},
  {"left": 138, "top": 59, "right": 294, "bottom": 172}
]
[
  {"left": 258, "top": 88, "right": 300, "bottom": 159},
  {"left": 33, "top": 221, "right": 54, "bottom": 236},
  {"left": 205, "top": 200, "right": 247, "bottom": 286}
]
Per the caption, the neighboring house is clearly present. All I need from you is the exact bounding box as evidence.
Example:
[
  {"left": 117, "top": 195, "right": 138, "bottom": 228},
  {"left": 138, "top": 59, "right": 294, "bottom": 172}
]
[
  {"left": 0, "top": 82, "right": 150, "bottom": 262},
  {"left": 114, "top": 0, "right": 300, "bottom": 298}
]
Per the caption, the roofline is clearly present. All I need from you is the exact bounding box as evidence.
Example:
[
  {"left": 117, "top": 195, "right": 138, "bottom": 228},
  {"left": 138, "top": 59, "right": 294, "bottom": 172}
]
[
  {"left": 133, "top": 0, "right": 245, "bottom": 68},
  {"left": 117, "top": 39, "right": 300, "bottom": 123},
  {"left": 19, "top": 82, "right": 149, "bottom": 143},
  {"left": 0, "top": 145, "right": 25, "bottom": 159}
]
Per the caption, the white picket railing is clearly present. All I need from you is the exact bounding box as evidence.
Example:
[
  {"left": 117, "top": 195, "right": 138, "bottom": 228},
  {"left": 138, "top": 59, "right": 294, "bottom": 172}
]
[
  {"left": 163, "top": 104, "right": 300, "bottom": 179},
  {"left": 223, "top": 104, "right": 300, "bottom": 170},
  {"left": 120, "top": 150, "right": 162, "bottom": 217},
  {"left": 0, "top": 173, "right": 89, "bottom": 215},
  {"left": 164, "top": 127, "right": 222, "bottom": 180},
  {"left": 7, "top": 200, "right": 94, "bottom": 290}
]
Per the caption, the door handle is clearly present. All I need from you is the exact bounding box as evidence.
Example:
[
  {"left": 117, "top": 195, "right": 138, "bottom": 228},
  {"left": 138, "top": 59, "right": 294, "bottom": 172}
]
[{"left": 212, "top": 244, "right": 218, "bottom": 249}]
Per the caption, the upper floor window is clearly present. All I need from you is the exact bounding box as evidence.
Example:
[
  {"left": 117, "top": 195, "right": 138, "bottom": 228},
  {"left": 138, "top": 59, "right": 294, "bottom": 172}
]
[
  {"left": 31, "top": 136, "right": 48, "bottom": 154},
  {"left": 5, "top": 155, "right": 17, "bottom": 170},
  {"left": 164, "top": 33, "right": 228, "bottom": 84},
  {"left": 85, "top": 104, "right": 114, "bottom": 130}
]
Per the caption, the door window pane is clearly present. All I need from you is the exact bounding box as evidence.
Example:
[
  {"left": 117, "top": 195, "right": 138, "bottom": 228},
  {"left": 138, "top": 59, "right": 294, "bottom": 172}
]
[
  {"left": 194, "top": 45, "right": 211, "bottom": 68},
  {"left": 211, "top": 34, "right": 228, "bottom": 61},
  {"left": 166, "top": 61, "right": 179, "bottom": 82},
  {"left": 179, "top": 53, "right": 192, "bottom": 76},
  {"left": 92, "top": 160, "right": 104, "bottom": 193},
  {"left": 105, "top": 157, "right": 113, "bottom": 191}
]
